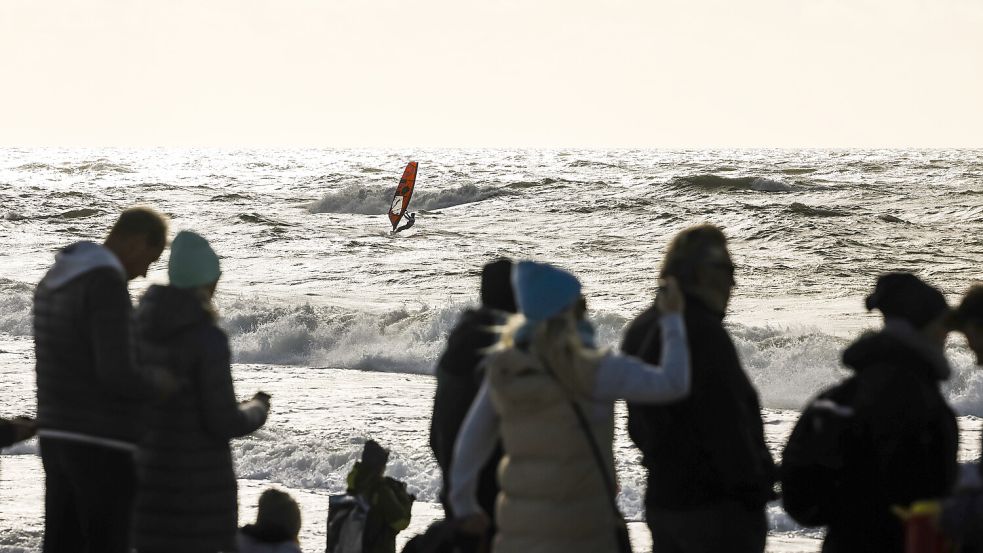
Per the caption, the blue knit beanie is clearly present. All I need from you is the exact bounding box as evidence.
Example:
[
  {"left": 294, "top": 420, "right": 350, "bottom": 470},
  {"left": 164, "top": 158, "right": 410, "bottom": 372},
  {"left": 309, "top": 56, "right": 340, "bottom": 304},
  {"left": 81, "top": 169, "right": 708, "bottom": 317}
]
[
  {"left": 168, "top": 231, "right": 221, "bottom": 289},
  {"left": 512, "top": 261, "right": 582, "bottom": 322}
]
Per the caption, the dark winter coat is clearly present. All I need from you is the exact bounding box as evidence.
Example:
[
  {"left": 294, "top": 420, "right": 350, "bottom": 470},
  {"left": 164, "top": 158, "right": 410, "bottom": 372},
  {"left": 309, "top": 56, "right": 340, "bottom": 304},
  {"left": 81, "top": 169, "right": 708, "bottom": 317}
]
[
  {"left": 624, "top": 297, "right": 776, "bottom": 511},
  {"left": 34, "top": 241, "right": 161, "bottom": 444},
  {"left": 429, "top": 308, "right": 504, "bottom": 518},
  {"left": 132, "top": 285, "right": 268, "bottom": 553},
  {"left": 823, "top": 326, "right": 958, "bottom": 553}
]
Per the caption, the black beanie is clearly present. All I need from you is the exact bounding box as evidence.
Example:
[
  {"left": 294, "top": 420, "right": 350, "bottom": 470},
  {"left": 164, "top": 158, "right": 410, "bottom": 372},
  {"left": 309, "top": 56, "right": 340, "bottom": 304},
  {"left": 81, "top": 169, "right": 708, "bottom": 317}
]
[
  {"left": 361, "top": 439, "right": 389, "bottom": 470},
  {"left": 952, "top": 284, "right": 983, "bottom": 328},
  {"left": 865, "top": 273, "right": 949, "bottom": 329},
  {"left": 480, "top": 259, "right": 517, "bottom": 313}
]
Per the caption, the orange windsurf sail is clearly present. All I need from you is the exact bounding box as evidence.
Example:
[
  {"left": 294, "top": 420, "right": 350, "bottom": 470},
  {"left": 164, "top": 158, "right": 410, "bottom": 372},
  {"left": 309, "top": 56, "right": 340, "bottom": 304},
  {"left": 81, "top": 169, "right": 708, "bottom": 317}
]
[{"left": 388, "top": 161, "right": 418, "bottom": 230}]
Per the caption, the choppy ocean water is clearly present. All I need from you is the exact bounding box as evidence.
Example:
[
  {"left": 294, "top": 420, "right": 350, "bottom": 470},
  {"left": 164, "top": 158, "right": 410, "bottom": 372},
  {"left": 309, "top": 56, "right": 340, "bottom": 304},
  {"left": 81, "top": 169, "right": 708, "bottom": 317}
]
[{"left": 1, "top": 148, "right": 982, "bottom": 551}]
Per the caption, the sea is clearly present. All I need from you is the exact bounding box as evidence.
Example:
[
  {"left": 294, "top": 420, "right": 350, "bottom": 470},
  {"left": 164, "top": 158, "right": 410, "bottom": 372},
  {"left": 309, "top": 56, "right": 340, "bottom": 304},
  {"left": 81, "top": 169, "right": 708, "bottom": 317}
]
[{"left": 1, "top": 148, "right": 982, "bottom": 552}]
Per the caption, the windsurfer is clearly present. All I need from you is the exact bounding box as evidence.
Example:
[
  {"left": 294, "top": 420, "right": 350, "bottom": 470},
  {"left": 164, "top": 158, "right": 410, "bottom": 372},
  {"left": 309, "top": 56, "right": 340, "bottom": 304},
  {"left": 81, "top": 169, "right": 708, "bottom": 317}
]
[{"left": 394, "top": 212, "right": 416, "bottom": 233}]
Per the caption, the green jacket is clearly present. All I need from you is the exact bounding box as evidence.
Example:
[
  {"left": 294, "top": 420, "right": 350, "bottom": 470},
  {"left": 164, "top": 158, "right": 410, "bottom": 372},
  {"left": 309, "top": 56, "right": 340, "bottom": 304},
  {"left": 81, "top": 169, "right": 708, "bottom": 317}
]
[{"left": 346, "top": 462, "right": 414, "bottom": 553}]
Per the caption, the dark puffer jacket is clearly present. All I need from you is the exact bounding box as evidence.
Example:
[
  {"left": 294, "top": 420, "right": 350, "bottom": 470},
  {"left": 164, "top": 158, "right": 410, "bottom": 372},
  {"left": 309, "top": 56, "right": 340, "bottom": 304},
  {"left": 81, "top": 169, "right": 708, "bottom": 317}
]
[
  {"left": 429, "top": 308, "right": 504, "bottom": 518},
  {"left": 624, "top": 297, "right": 776, "bottom": 511},
  {"left": 132, "top": 285, "right": 268, "bottom": 553},
  {"left": 823, "top": 327, "right": 958, "bottom": 553},
  {"left": 34, "top": 242, "right": 161, "bottom": 443}
]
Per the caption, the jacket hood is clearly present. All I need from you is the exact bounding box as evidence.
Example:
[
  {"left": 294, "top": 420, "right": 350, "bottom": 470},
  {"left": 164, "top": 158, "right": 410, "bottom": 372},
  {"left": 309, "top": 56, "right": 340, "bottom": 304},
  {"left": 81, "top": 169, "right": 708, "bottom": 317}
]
[
  {"left": 41, "top": 241, "right": 125, "bottom": 290},
  {"left": 449, "top": 308, "right": 503, "bottom": 343},
  {"left": 135, "top": 284, "right": 211, "bottom": 339},
  {"left": 843, "top": 319, "right": 951, "bottom": 381},
  {"left": 438, "top": 308, "right": 505, "bottom": 375},
  {"left": 346, "top": 461, "right": 383, "bottom": 494}
]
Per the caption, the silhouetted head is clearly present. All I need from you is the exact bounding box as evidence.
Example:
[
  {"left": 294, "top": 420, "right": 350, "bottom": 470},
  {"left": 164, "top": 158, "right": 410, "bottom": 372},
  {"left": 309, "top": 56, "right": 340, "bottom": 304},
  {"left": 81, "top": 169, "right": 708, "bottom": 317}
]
[
  {"left": 660, "top": 225, "right": 734, "bottom": 315},
  {"left": 254, "top": 488, "right": 302, "bottom": 542},
  {"left": 952, "top": 284, "right": 983, "bottom": 364},
  {"left": 361, "top": 439, "right": 389, "bottom": 473},
  {"left": 104, "top": 206, "right": 168, "bottom": 280},
  {"left": 480, "top": 258, "right": 517, "bottom": 313},
  {"left": 866, "top": 272, "right": 950, "bottom": 349}
]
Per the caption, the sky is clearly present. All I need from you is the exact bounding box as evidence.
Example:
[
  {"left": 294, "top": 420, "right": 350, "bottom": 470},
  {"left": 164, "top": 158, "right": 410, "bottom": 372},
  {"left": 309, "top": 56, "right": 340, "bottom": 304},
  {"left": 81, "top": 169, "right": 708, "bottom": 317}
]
[{"left": 0, "top": 0, "right": 981, "bottom": 148}]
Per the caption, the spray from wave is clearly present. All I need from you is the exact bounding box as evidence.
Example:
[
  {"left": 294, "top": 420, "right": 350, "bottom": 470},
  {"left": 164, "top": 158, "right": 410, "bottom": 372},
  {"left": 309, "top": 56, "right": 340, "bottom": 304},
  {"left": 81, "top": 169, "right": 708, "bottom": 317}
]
[
  {"left": 2, "top": 283, "right": 980, "bottom": 416},
  {"left": 0, "top": 279, "right": 33, "bottom": 336},
  {"left": 13, "top": 160, "right": 135, "bottom": 174},
  {"left": 306, "top": 183, "right": 515, "bottom": 215},
  {"left": 215, "top": 297, "right": 983, "bottom": 415}
]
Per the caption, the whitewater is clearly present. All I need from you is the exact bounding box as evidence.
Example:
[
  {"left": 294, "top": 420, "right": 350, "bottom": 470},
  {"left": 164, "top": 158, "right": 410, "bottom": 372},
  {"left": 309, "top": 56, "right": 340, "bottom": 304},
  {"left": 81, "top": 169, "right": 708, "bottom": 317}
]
[{"left": 1, "top": 148, "right": 982, "bottom": 552}]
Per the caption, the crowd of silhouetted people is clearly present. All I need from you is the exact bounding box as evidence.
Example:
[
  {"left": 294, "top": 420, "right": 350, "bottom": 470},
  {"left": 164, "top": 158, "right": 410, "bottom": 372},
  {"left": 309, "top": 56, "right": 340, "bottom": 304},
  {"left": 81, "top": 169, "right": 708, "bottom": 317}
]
[{"left": 3, "top": 206, "right": 983, "bottom": 553}]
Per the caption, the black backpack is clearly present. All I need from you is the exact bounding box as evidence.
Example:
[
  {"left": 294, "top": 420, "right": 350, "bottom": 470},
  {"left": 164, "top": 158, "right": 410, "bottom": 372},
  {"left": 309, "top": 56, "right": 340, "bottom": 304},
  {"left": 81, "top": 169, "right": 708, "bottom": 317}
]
[
  {"left": 780, "top": 376, "right": 859, "bottom": 527},
  {"left": 326, "top": 494, "right": 370, "bottom": 553}
]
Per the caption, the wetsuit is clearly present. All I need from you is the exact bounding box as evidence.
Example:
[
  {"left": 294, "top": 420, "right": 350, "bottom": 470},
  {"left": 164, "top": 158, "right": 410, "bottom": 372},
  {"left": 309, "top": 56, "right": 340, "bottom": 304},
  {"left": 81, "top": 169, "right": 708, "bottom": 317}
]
[{"left": 394, "top": 213, "right": 416, "bottom": 233}]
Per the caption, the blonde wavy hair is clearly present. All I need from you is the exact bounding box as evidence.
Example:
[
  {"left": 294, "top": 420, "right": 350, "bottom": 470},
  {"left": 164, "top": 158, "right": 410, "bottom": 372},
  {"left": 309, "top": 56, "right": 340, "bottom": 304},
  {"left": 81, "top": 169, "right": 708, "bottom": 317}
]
[
  {"left": 496, "top": 306, "right": 602, "bottom": 398},
  {"left": 193, "top": 285, "right": 219, "bottom": 322}
]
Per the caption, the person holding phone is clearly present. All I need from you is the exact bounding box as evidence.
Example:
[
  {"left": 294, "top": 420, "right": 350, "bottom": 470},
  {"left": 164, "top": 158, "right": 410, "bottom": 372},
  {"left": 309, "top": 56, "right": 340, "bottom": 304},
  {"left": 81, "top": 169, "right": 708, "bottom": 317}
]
[{"left": 130, "top": 231, "right": 271, "bottom": 553}]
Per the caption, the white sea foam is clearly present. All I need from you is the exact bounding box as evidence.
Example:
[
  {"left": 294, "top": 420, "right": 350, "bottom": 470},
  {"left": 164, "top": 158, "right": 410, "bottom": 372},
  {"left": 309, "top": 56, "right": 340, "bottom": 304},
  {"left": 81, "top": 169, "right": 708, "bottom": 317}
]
[
  {"left": 751, "top": 177, "right": 795, "bottom": 192},
  {"left": 222, "top": 298, "right": 466, "bottom": 373},
  {"left": 306, "top": 183, "right": 513, "bottom": 215},
  {"left": 220, "top": 298, "right": 983, "bottom": 415},
  {"left": 0, "top": 280, "right": 33, "bottom": 337}
]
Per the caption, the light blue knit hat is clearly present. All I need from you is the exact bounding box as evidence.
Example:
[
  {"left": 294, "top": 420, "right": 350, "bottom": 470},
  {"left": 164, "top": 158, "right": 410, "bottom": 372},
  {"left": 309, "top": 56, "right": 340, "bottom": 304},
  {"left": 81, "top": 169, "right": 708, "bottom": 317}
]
[
  {"left": 512, "top": 261, "right": 582, "bottom": 322},
  {"left": 168, "top": 231, "right": 221, "bottom": 289}
]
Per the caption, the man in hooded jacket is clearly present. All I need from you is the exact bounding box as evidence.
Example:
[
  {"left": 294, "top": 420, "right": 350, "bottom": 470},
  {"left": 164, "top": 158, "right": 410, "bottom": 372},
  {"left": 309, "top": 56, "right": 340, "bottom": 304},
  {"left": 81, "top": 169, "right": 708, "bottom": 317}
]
[
  {"left": 824, "top": 273, "right": 958, "bottom": 553},
  {"left": 33, "top": 207, "right": 173, "bottom": 553}
]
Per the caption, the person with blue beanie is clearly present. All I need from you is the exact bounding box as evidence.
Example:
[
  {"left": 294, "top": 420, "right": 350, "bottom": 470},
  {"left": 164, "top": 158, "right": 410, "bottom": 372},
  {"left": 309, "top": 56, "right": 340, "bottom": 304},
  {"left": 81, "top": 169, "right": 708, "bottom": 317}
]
[
  {"left": 166, "top": 230, "right": 222, "bottom": 290},
  {"left": 449, "top": 260, "right": 692, "bottom": 553},
  {"left": 131, "top": 231, "right": 272, "bottom": 553}
]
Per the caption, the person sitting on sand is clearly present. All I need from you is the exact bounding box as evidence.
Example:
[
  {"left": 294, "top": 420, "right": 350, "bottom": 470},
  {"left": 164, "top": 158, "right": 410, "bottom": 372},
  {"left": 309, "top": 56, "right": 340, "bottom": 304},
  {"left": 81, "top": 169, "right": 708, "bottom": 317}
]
[
  {"left": 394, "top": 213, "right": 416, "bottom": 233},
  {"left": 238, "top": 488, "right": 303, "bottom": 553}
]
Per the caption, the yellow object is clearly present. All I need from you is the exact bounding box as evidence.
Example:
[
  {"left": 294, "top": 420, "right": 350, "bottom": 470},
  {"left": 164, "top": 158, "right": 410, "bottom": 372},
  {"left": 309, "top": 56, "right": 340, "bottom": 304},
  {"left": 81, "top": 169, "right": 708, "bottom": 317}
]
[{"left": 892, "top": 500, "right": 942, "bottom": 520}]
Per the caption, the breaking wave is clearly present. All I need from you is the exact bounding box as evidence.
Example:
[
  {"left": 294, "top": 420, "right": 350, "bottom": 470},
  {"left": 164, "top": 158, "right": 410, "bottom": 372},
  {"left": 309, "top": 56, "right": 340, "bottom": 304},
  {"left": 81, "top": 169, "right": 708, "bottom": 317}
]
[
  {"left": 13, "top": 160, "right": 135, "bottom": 174},
  {"left": 2, "top": 286, "right": 979, "bottom": 417},
  {"left": 673, "top": 174, "right": 795, "bottom": 192},
  {"left": 216, "top": 297, "right": 983, "bottom": 416},
  {"left": 307, "top": 183, "right": 515, "bottom": 215},
  {"left": 787, "top": 202, "right": 849, "bottom": 217},
  {"left": 0, "top": 279, "right": 33, "bottom": 336}
]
